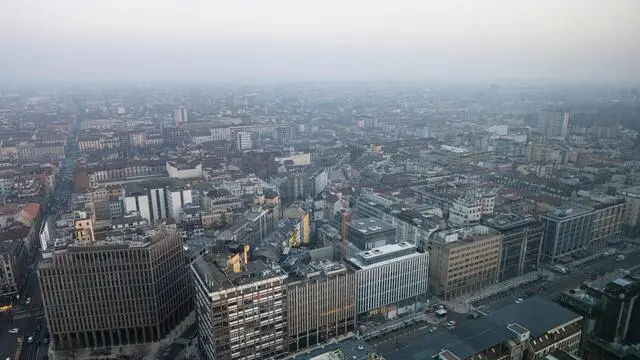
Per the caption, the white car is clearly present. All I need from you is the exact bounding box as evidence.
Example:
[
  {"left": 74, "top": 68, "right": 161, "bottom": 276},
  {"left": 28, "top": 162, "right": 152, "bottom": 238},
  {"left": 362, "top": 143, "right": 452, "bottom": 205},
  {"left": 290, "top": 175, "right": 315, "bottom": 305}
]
[
  {"left": 446, "top": 320, "right": 456, "bottom": 328},
  {"left": 8, "top": 328, "right": 18, "bottom": 334},
  {"left": 27, "top": 336, "right": 34, "bottom": 343},
  {"left": 515, "top": 298, "right": 524, "bottom": 304},
  {"left": 25, "top": 297, "right": 31, "bottom": 304}
]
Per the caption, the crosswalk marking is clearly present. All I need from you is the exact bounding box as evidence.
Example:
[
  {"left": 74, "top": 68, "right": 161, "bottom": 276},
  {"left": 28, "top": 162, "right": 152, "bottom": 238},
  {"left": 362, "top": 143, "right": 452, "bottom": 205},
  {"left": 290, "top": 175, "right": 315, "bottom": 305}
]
[
  {"left": 12, "top": 310, "right": 44, "bottom": 320},
  {"left": 174, "top": 338, "right": 192, "bottom": 345}
]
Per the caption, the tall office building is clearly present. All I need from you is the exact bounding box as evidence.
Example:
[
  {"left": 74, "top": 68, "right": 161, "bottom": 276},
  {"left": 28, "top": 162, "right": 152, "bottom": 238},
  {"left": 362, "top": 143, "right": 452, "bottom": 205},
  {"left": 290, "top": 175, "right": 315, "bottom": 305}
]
[
  {"left": 595, "top": 276, "right": 640, "bottom": 344},
  {"left": 38, "top": 228, "right": 192, "bottom": 354},
  {"left": 427, "top": 225, "right": 501, "bottom": 300},
  {"left": 236, "top": 131, "right": 253, "bottom": 151},
  {"left": 538, "top": 110, "right": 570, "bottom": 139},
  {"left": 123, "top": 178, "right": 192, "bottom": 223},
  {"left": 287, "top": 260, "right": 356, "bottom": 352},
  {"left": 192, "top": 248, "right": 289, "bottom": 360},
  {"left": 540, "top": 207, "right": 594, "bottom": 264},
  {"left": 174, "top": 106, "right": 188, "bottom": 123},
  {"left": 347, "top": 242, "right": 429, "bottom": 318},
  {"left": 484, "top": 213, "right": 544, "bottom": 282}
]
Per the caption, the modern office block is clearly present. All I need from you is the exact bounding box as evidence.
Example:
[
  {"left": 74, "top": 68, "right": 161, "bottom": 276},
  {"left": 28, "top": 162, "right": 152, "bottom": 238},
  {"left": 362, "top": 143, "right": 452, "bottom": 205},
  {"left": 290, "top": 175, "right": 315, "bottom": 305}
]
[
  {"left": 348, "top": 217, "right": 397, "bottom": 251},
  {"left": 38, "top": 228, "right": 192, "bottom": 351},
  {"left": 347, "top": 242, "right": 428, "bottom": 317},
  {"left": 540, "top": 208, "right": 594, "bottom": 264},
  {"left": 287, "top": 260, "right": 356, "bottom": 352},
  {"left": 595, "top": 276, "right": 640, "bottom": 344},
  {"left": 484, "top": 212, "right": 543, "bottom": 282}
]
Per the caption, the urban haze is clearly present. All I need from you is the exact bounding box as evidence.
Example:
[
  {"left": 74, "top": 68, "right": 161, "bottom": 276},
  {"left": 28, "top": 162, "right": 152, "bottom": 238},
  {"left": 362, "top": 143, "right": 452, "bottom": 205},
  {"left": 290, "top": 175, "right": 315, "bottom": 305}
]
[{"left": 0, "top": 1, "right": 639, "bottom": 360}]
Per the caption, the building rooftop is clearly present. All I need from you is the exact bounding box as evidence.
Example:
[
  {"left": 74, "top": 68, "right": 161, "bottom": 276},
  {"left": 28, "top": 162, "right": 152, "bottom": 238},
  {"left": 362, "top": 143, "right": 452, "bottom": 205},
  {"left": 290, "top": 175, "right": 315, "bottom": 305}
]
[
  {"left": 483, "top": 212, "right": 539, "bottom": 231},
  {"left": 287, "top": 259, "right": 349, "bottom": 282},
  {"left": 348, "top": 242, "right": 422, "bottom": 269},
  {"left": 434, "top": 225, "right": 500, "bottom": 246},
  {"left": 530, "top": 323, "right": 581, "bottom": 353},
  {"left": 125, "top": 177, "right": 187, "bottom": 195},
  {"left": 384, "top": 296, "right": 581, "bottom": 360},
  {"left": 349, "top": 217, "right": 396, "bottom": 236},
  {"left": 292, "top": 339, "right": 380, "bottom": 360},
  {"left": 191, "top": 254, "right": 288, "bottom": 293},
  {"left": 541, "top": 206, "right": 593, "bottom": 221}
]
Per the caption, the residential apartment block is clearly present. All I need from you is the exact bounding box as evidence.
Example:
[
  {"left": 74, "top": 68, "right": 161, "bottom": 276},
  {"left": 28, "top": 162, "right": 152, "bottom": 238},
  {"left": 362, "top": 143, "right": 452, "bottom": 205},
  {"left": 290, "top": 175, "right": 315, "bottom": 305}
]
[{"left": 191, "top": 250, "right": 289, "bottom": 360}]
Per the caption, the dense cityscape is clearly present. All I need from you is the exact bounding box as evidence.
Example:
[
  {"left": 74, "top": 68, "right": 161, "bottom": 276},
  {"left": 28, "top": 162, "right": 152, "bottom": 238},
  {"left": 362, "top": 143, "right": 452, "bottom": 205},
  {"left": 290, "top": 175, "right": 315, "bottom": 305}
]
[{"left": 0, "top": 83, "right": 637, "bottom": 360}]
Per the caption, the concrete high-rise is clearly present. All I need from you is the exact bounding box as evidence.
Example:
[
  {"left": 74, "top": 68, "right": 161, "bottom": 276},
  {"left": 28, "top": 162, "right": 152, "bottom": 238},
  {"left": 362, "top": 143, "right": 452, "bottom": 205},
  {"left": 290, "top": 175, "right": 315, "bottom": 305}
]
[
  {"left": 192, "top": 249, "right": 289, "bottom": 360},
  {"left": 595, "top": 276, "right": 640, "bottom": 344},
  {"left": 484, "top": 213, "right": 544, "bottom": 282},
  {"left": 287, "top": 260, "right": 356, "bottom": 352},
  {"left": 427, "top": 225, "right": 501, "bottom": 300},
  {"left": 540, "top": 207, "right": 594, "bottom": 264},
  {"left": 37, "top": 227, "right": 193, "bottom": 354},
  {"left": 538, "top": 110, "right": 570, "bottom": 139},
  {"left": 174, "top": 106, "right": 188, "bottom": 123},
  {"left": 236, "top": 131, "right": 252, "bottom": 151},
  {"left": 347, "top": 242, "right": 428, "bottom": 318}
]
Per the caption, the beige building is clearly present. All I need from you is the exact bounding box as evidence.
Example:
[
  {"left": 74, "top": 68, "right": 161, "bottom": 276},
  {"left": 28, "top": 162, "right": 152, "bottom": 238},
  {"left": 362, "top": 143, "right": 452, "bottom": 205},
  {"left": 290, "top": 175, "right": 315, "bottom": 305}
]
[
  {"left": 427, "top": 225, "right": 501, "bottom": 300},
  {"left": 287, "top": 260, "right": 356, "bottom": 352},
  {"left": 619, "top": 187, "right": 640, "bottom": 227}
]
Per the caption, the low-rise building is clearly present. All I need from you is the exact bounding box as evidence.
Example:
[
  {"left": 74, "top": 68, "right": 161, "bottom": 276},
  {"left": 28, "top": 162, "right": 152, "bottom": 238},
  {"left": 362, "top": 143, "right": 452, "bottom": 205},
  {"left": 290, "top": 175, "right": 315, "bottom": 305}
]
[{"left": 385, "top": 296, "right": 582, "bottom": 360}]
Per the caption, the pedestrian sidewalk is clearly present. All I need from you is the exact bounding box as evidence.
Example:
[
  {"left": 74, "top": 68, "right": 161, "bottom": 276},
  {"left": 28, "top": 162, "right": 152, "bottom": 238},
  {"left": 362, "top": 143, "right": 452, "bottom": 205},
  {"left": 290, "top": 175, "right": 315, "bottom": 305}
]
[{"left": 435, "top": 271, "right": 543, "bottom": 314}]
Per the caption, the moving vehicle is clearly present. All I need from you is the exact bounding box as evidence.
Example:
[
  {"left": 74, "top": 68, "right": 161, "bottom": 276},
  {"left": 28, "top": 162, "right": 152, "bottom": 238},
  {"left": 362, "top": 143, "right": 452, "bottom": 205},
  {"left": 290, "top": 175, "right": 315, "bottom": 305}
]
[
  {"left": 617, "top": 255, "right": 625, "bottom": 262},
  {"left": 552, "top": 265, "right": 568, "bottom": 274},
  {"left": 27, "top": 336, "right": 34, "bottom": 343},
  {"left": 8, "top": 328, "right": 18, "bottom": 334},
  {"left": 445, "top": 320, "right": 456, "bottom": 328},
  {"left": 515, "top": 298, "right": 524, "bottom": 304}
]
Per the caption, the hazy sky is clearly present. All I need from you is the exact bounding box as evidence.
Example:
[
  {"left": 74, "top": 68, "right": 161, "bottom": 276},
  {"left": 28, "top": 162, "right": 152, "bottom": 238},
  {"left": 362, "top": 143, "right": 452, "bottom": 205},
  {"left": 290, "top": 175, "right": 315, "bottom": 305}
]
[{"left": 1, "top": 0, "right": 639, "bottom": 83}]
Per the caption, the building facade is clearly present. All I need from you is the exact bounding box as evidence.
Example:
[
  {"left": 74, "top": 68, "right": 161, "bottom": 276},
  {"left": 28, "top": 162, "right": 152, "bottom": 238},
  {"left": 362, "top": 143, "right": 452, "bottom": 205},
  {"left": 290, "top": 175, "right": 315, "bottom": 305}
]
[
  {"left": 192, "top": 253, "right": 289, "bottom": 360},
  {"left": 538, "top": 110, "right": 570, "bottom": 139},
  {"left": 37, "top": 228, "right": 193, "bottom": 351},
  {"left": 484, "top": 213, "right": 544, "bottom": 282},
  {"left": 427, "top": 225, "right": 501, "bottom": 300},
  {"left": 287, "top": 260, "right": 356, "bottom": 352},
  {"left": 347, "top": 242, "right": 428, "bottom": 317},
  {"left": 589, "top": 199, "right": 625, "bottom": 251},
  {"left": 540, "top": 208, "right": 594, "bottom": 264}
]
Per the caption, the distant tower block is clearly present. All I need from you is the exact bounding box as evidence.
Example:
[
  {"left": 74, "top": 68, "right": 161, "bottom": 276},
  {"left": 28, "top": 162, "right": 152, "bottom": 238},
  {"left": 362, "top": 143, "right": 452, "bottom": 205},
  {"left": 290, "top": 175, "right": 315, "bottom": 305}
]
[{"left": 173, "top": 106, "right": 188, "bottom": 123}]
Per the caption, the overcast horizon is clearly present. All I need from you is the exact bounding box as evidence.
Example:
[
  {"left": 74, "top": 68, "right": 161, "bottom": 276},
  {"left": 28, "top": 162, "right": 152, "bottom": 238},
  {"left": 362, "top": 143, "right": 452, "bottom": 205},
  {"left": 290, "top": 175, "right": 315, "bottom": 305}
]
[{"left": 2, "top": 0, "right": 640, "bottom": 83}]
